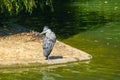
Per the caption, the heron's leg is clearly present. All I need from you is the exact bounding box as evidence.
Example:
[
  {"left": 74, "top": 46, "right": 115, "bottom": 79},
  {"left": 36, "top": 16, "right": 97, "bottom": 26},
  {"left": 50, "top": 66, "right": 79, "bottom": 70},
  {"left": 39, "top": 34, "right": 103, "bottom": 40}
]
[{"left": 45, "top": 56, "right": 49, "bottom": 60}]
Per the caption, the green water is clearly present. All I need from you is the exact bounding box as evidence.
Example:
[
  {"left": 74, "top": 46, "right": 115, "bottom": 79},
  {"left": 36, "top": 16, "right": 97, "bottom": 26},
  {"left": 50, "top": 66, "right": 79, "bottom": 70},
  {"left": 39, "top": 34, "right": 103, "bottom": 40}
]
[
  {"left": 0, "top": 0, "right": 120, "bottom": 80},
  {"left": 62, "top": 22, "right": 120, "bottom": 80}
]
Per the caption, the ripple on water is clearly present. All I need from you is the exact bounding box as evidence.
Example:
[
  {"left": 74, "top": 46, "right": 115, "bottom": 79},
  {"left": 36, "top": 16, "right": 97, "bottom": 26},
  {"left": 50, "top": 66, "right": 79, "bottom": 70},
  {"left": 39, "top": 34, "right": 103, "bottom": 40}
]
[
  {"left": 72, "top": 70, "right": 80, "bottom": 74},
  {"left": 106, "top": 42, "right": 110, "bottom": 45},
  {"left": 52, "top": 74, "right": 63, "bottom": 78},
  {"left": 106, "top": 37, "right": 112, "bottom": 40},
  {"left": 94, "top": 40, "right": 98, "bottom": 42},
  {"left": 42, "top": 76, "right": 55, "bottom": 80}
]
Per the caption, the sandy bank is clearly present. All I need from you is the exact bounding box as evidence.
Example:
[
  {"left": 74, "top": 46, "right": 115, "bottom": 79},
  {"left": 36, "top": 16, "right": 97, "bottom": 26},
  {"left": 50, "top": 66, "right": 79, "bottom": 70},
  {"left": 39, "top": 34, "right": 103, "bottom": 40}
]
[{"left": 0, "top": 32, "right": 92, "bottom": 65}]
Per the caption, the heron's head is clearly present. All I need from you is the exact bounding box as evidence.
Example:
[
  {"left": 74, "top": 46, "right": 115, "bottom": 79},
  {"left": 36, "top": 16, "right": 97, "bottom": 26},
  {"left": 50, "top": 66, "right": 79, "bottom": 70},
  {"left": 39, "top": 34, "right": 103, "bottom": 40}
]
[
  {"left": 43, "top": 26, "right": 49, "bottom": 31},
  {"left": 40, "top": 26, "right": 51, "bottom": 35}
]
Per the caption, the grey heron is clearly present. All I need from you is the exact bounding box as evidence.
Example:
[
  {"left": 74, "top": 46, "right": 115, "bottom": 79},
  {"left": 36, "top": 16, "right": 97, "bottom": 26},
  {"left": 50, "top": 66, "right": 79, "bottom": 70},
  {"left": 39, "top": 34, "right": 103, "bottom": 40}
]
[{"left": 40, "top": 26, "right": 56, "bottom": 60}]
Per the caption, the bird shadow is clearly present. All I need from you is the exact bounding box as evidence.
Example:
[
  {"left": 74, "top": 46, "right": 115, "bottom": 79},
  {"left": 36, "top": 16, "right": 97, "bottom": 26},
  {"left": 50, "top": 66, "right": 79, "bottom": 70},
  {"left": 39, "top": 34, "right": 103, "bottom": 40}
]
[{"left": 49, "top": 56, "right": 63, "bottom": 60}]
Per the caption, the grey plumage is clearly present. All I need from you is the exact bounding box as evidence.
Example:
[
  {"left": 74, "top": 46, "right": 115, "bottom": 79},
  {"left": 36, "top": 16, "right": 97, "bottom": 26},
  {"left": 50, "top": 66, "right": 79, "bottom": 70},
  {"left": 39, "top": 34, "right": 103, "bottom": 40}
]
[{"left": 41, "top": 26, "right": 56, "bottom": 60}]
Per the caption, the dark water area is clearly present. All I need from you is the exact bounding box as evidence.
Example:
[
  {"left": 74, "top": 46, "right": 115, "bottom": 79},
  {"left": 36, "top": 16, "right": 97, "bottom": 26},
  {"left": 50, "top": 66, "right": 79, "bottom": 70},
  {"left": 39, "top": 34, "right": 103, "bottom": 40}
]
[{"left": 0, "top": 0, "right": 120, "bottom": 80}]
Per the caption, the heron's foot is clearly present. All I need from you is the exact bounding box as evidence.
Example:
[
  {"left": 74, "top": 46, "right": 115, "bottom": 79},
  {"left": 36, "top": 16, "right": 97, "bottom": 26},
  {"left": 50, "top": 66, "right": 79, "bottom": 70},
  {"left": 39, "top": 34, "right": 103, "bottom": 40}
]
[{"left": 45, "top": 57, "right": 49, "bottom": 60}]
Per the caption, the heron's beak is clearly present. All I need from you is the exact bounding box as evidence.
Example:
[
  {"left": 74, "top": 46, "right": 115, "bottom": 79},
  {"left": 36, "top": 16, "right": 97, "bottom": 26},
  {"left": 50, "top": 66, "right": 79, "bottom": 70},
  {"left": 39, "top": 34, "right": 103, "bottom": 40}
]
[{"left": 40, "top": 31, "right": 47, "bottom": 35}]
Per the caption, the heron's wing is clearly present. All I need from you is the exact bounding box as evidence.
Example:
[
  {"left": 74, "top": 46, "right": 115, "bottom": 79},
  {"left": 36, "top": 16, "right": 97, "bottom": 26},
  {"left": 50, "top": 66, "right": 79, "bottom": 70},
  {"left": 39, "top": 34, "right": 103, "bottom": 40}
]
[
  {"left": 43, "top": 38, "right": 56, "bottom": 57},
  {"left": 43, "top": 38, "right": 56, "bottom": 50},
  {"left": 46, "top": 32, "right": 56, "bottom": 40},
  {"left": 50, "top": 32, "right": 56, "bottom": 40},
  {"left": 43, "top": 31, "right": 56, "bottom": 49}
]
